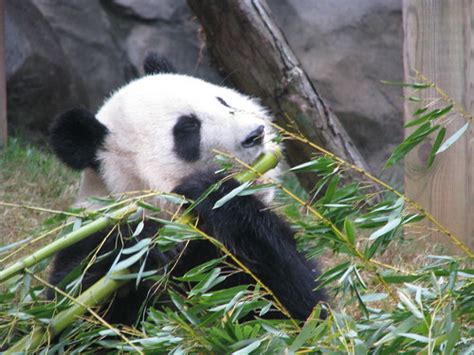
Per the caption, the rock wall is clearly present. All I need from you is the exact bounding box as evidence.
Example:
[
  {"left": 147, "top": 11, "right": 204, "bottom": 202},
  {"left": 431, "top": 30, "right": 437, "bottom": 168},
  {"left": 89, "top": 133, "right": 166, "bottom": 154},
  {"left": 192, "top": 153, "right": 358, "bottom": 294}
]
[
  {"left": 271, "top": 0, "right": 404, "bottom": 180},
  {"left": 5, "top": 0, "right": 87, "bottom": 134},
  {"left": 5, "top": 0, "right": 403, "bottom": 178}
]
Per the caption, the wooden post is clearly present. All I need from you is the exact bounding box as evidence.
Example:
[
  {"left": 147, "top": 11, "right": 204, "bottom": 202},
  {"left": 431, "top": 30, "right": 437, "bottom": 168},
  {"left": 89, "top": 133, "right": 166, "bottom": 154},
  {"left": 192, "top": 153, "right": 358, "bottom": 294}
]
[
  {"left": 403, "top": 1, "right": 473, "bottom": 249},
  {"left": 0, "top": 0, "right": 6, "bottom": 149}
]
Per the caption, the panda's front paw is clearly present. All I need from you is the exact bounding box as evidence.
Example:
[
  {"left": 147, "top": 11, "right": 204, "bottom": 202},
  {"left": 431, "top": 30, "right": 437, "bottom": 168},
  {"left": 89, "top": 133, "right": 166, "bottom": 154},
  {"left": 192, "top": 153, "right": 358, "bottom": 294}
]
[{"left": 172, "top": 171, "right": 240, "bottom": 208}]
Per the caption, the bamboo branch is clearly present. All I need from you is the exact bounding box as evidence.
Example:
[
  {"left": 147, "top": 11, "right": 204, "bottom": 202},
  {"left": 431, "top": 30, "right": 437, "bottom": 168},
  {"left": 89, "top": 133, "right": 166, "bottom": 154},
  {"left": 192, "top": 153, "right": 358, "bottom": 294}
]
[
  {"left": 5, "top": 269, "right": 129, "bottom": 354},
  {"left": 0, "top": 204, "right": 138, "bottom": 283}
]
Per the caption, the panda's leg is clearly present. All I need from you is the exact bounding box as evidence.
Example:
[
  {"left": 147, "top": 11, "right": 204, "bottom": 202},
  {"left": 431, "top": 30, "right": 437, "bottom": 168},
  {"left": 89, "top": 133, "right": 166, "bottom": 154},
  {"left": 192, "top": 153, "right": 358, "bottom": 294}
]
[
  {"left": 47, "top": 221, "right": 170, "bottom": 325},
  {"left": 46, "top": 233, "right": 106, "bottom": 300},
  {"left": 173, "top": 172, "right": 327, "bottom": 320}
]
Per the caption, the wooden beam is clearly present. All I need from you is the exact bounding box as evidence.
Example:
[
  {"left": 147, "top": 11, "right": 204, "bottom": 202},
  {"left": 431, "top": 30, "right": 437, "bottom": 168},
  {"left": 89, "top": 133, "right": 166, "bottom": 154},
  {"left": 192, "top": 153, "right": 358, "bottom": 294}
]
[
  {"left": 187, "top": 0, "right": 370, "bottom": 192},
  {"left": 403, "top": 0, "right": 473, "bottom": 249},
  {"left": 0, "top": 0, "right": 6, "bottom": 149}
]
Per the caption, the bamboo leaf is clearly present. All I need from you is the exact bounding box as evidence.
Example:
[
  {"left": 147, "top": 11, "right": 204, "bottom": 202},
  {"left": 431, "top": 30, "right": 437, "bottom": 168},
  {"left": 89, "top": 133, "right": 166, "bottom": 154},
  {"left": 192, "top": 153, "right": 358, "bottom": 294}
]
[
  {"left": 109, "top": 247, "right": 148, "bottom": 273},
  {"left": 398, "top": 291, "right": 424, "bottom": 319},
  {"left": 135, "top": 252, "right": 149, "bottom": 287},
  {"left": 289, "top": 317, "right": 319, "bottom": 352},
  {"left": 413, "top": 107, "right": 429, "bottom": 116},
  {"left": 431, "top": 104, "right": 453, "bottom": 119},
  {"left": 369, "top": 217, "right": 402, "bottom": 240},
  {"left": 436, "top": 122, "right": 469, "bottom": 154},
  {"left": 132, "top": 221, "right": 144, "bottom": 237},
  {"left": 385, "top": 123, "right": 440, "bottom": 168},
  {"left": 236, "top": 183, "right": 274, "bottom": 196},
  {"left": 353, "top": 282, "right": 369, "bottom": 318},
  {"left": 175, "top": 257, "right": 226, "bottom": 282},
  {"left": 381, "top": 273, "right": 423, "bottom": 283},
  {"left": 289, "top": 157, "right": 336, "bottom": 173},
  {"left": 374, "top": 317, "right": 418, "bottom": 346},
  {"left": 223, "top": 291, "right": 246, "bottom": 313},
  {"left": 381, "top": 80, "right": 433, "bottom": 89},
  {"left": 121, "top": 238, "right": 151, "bottom": 255},
  {"left": 189, "top": 267, "right": 226, "bottom": 296},
  {"left": 323, "top": 175, "right": 340, "bottom": 201},
  {"left": 402, "top": 213, "right": 424, "bottom": 225},
  {"left": 213, "top": 181, "right": 252, "bottom": 209},
  {"left": 445, "top": 322, "right": 460, "bottom": 354},
  {"left": 344, "top": 218, "right": 356, "bottom": 245},
  {"left": 111, "top": 269, "right": 157, "bottom": 280},
  {"left": 404, "top": 105, "right": 452, "bottom": 128},
  {"left": 168, "top": 291, "right": 200, "bottom": 325},
  {"left": 399, "top": 333, "right": 430, "bottom": 343},
  {"left": 0, "top": 237, "right": 32, "bottom": 254},
  {"left": 360, "top": 293, "right": 388, "bottom": 302},
  {"left": 232, "top": 339, "right": 261, "bottom": 355}
]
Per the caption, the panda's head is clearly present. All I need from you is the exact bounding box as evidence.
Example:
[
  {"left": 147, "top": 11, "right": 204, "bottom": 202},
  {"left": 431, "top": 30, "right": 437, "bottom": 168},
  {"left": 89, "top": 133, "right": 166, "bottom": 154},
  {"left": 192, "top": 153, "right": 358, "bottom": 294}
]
[{"left": 50, "top": 54, "right": 279, "bottom": 206}]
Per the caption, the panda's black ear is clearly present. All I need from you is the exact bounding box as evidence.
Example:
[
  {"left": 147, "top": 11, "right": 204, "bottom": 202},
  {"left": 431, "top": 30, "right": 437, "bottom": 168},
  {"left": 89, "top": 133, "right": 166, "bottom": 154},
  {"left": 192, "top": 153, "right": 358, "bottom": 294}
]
[
  {"left": 49, "top": 108, "right": 109, "bottom": 171},
  {"left": 143, "top": 52, "right": 177, "bottom": 75}
]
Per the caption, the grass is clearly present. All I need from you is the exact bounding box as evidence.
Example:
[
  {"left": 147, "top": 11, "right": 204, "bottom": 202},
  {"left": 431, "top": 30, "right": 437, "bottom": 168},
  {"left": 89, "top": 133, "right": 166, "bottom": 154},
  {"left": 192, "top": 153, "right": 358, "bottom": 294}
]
[{"left": 0, "top": 136, "right": 79, "bottom": 251}]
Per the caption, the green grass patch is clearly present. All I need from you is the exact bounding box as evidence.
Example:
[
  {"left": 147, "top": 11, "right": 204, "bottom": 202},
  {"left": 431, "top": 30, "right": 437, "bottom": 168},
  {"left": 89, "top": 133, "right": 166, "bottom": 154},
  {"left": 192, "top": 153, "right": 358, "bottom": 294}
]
[{"left": 0, "top": 136, "right": 79, "bottom": 248}]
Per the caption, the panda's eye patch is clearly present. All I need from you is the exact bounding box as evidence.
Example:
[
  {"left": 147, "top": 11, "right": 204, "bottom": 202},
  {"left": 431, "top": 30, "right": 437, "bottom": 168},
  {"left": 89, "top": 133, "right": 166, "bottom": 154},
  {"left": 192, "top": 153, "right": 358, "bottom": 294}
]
[
  {"left": 173, "top": 114, "right": 201, "bottom": 162},
  {"left": 216, "top": 97, "right": 232, "bottom": 108},
  {"left": 174, "top": 114, "right": 201, "bottom": 132}
]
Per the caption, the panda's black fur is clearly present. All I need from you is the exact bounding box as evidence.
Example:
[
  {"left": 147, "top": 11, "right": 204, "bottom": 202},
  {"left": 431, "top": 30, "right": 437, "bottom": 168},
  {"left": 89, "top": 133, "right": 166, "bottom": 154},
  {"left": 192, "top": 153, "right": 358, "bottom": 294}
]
[
  {"left": 47, "top": 219, "right": 172, "bottom": 325},
  {"left": 143, "top": 52, "right": 177, "bottom": 75},
  {"left": 49, "top": 108, "right": 109, "bottom": 171},
  {"left": 172, "top": 114, "right": 202, "bottom": 162},
  {"left": 47, "top": 54, "right": 327, "bottom": 325}
]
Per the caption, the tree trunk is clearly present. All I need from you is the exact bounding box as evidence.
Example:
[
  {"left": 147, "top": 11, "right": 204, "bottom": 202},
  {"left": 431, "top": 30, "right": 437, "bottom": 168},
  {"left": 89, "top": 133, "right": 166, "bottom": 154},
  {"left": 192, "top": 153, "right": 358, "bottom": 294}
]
[{"left": 187, "top": 0, "right": 370, "bottom": 192}]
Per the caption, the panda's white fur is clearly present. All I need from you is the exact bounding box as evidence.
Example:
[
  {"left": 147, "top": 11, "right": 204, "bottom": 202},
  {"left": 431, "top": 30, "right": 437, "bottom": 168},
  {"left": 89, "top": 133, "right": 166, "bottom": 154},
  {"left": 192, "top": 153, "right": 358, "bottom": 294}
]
[{"left": 77, "top": 74, "right": 279, "bottom": 208}]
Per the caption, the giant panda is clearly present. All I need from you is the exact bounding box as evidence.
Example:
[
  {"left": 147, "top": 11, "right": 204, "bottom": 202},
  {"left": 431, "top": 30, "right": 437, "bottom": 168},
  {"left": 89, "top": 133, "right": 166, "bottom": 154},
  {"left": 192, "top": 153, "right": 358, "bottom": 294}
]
[{"left": 47, "top": 53, "right": 327, "bottom": 325}]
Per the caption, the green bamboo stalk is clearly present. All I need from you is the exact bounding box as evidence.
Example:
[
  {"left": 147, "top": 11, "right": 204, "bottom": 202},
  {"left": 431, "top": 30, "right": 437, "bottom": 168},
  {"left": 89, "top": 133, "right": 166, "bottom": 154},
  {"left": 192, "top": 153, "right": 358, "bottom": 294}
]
[
  {"left": 0, "top": 204, "right": 137, "bottom": 283},
  {"left": 6, "top": 147, "right": 281, "bottom": 352},
  {"left": 236, "top": 147, "right": 282, "bottom": 183},
  {"left": 5, "top": 269, "right": 129, "bottom": 354}
]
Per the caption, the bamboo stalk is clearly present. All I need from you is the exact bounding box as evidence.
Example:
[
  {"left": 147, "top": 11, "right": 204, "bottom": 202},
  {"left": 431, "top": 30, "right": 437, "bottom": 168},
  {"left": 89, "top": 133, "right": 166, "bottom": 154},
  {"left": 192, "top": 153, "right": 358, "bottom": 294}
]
[
  {"left": 0, "top": 204, "right": 137, "bottom": 283},
  {"left": 5, "top": 269, "right": 129, "bottom": 354},
  {"left": 235, "top": 148, "right": 282, "bottom": 183},
  {"left": 6, "top": 148, "right": 281, "bottom": 352}
]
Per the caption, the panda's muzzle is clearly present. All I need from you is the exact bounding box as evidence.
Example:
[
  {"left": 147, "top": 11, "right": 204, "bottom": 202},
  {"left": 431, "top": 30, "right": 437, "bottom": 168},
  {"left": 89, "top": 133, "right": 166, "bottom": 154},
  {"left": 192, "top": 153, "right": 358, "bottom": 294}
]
[{"left": 241, "top": 125, "right": 265, "bottom": 148}]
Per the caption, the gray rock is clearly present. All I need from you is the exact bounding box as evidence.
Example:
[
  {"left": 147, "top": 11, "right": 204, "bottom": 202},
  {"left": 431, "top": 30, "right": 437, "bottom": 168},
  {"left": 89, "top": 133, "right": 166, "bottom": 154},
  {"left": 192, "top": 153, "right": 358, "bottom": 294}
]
[
  {"left": 104, "top": 0, "right": 182, "bottom": 21},
  {"left": 269, "top": 0, "right": 404, "bottom": 179},
  {"left": 125, "top": 23, "right": 222, "bottom": 83},
  {"left": 32, "top": 0, "right": 135, "bottom": 111},
  {"left": 5, "top": 0, "right": 86, "bottom": 135},
  {"left": 103, "top": 0, "right": 222, "bottom": 84}
]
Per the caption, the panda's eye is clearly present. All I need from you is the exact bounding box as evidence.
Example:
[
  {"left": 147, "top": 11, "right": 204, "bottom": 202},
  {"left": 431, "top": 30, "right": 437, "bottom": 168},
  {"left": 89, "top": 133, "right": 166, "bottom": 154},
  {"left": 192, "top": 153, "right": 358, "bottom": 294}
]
[
  {"left": 217, "top": 97, "right": 232, "bottom": 109},
  {"left": 174, "top": 114, "right": 201, "bottom": 133}
]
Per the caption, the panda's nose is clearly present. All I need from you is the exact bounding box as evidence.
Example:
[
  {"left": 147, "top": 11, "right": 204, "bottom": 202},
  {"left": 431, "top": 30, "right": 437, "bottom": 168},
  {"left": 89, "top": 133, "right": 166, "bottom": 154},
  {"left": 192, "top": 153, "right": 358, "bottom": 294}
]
[{"left": 241, "top": 125, "right": 265, "bottom": 148}]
